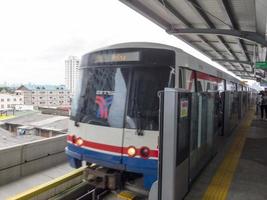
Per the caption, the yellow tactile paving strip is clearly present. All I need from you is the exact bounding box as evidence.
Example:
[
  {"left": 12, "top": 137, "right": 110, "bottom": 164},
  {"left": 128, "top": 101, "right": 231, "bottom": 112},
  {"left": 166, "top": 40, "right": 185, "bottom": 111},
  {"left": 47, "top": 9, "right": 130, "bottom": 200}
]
[
  {"left": 202, "top": 110, "right": 254, "bottom": 200},
  {"left": 117, "top": 191, "right": 137, "bottom": 200},
  {"left": 0, "top": 115, "right": 14, "bottom": 120}
]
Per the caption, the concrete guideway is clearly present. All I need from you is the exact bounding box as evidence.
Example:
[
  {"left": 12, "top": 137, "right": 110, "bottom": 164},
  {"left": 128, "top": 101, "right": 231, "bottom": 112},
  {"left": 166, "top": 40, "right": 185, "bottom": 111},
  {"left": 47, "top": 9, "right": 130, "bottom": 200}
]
[
  {"left": 0, "top": 163, "right": 73, "bottom": 200},
  {"left": 0, "top": 135, "right": 67, "bottom": 185}
]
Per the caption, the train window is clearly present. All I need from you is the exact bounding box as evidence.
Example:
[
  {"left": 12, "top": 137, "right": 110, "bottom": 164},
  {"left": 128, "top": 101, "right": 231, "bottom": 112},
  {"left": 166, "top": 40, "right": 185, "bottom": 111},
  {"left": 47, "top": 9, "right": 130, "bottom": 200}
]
[
  {"left": 196, "top": 72, "right": 223, "bottom": 92},
  {"left": 218, "top": 79, "right": 225, "bottom": 91},
  {"left": 70, "top": 67, "right": 129, "bottom": 128},
  {"left": 207, "top": 83, "right": 211, "bottom": 91},
  {"left": 237, "top": 84, "right": 242, "bottom": 91},
  {"left": 178, "top": 68, "right": 195, "bottom": 91},
  {"left": 196, "top": 81, "right": 203, "bottom": 92},
  {"left": 179, "top": 69, "right": 183, "bottom": 88},
  {"left": 185, "top": 69, "right": 195, "bottom": 92},
  {"left": 126, "top": 67, "right": 169, "bottom": 131}
]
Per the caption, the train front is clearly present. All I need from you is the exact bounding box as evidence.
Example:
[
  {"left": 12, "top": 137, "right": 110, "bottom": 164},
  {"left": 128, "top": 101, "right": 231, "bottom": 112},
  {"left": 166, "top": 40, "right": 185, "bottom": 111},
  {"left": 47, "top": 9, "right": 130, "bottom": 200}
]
[{"left": 65, "top": 45, "right": 175, "bottom": 189}]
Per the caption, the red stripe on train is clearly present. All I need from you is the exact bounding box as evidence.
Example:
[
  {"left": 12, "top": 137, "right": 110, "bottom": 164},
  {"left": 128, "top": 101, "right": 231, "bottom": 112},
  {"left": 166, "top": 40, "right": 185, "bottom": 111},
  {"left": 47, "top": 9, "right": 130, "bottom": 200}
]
[{"left": 67, "top": 135, "right": 158, "bottom": 158}]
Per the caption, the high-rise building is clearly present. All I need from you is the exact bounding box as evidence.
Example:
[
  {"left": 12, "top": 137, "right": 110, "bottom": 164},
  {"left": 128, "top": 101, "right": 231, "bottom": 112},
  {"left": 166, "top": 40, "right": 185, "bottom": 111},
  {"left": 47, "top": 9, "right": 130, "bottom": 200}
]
[{"left": 65, "top": 56, "right": 80, "bottom": 95}]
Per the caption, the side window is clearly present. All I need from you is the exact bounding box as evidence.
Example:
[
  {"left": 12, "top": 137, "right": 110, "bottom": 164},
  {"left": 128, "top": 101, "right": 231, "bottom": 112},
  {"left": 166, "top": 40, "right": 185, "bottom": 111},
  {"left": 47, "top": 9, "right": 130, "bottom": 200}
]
[
  {"left": 197, "top": 81, "right": 203, "bottom": 92},
  {"left": 207, "top": 82, "right": 211, "bottom": 91},
  {"left": 179, "top": 69, "right": 183, "bottom": 88},
  {"left": 196, "top": 71, "right": 222, "bottom": 92},
  {"left": 185, "top": 69, "right": 195, "bottom": 92},
  {"left": 178, "top": 68, "right": 195, "bottom": 92}
]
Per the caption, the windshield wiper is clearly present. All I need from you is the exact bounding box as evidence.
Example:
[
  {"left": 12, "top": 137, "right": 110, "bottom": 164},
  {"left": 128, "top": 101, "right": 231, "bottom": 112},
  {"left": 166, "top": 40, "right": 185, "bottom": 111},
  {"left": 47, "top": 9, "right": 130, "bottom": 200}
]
[{"left": 136, "top": 111, "right": 144, "bottom": 136}]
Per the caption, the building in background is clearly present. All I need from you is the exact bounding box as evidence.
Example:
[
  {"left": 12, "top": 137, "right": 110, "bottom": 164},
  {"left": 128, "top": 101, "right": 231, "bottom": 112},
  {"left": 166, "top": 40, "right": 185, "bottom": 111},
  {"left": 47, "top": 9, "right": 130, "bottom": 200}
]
[
  {"left": 1, "top": 112, "right": 68, "bottom": 138},
  {"left": 15, "top": 85, "right": 32, "bottom": 105},
  {"left": 65, "top": 56, "right": 80, "bottom": 95},
  {"left": 0, "top": 93, "right": 23, "bottom": 110},
  {"left": 16, "top": 85, "right": 71, "bottom": 108}
]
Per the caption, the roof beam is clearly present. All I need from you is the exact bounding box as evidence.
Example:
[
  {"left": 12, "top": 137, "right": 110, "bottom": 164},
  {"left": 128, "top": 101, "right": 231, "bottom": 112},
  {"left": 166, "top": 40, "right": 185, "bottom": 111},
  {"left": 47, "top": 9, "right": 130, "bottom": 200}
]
[
  {"left": 240, "top": 76, "right": 256, "bottom": 80},
  {"left": 160, "top": 0, "right": 239, "bottom": 70},
  {"left": 229, "top": 69, "right": 253, "bottom": 73},
  {"left": 203, "top": 50, "right": 243, "bottom": 54},
  {"left": 167, "top": 28, "right": 267, "bottom": 47},
  {"left": 212, "top": 59, "right": 253, "bottom": 65},
  {"left": 185, "top": 0, "right": 252, "bottom": 77},
  {"left": 220, "top": 0, "right": 237, "bottom": 28},
  {"left": 189, "top": 40, "right": 238, "bottom": 45},
  {"left": 162, "top": 1, "right": 225, "bottom": 59},
  {"left": 220, "top": 0, "right": 251, "bottom": 62}
]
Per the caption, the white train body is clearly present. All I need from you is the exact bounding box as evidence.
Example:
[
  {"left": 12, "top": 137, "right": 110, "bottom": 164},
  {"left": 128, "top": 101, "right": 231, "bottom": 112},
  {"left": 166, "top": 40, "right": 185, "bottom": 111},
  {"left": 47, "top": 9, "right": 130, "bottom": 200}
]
[{"left": 66, "top": 42, "right": 243, "bottom": 189}]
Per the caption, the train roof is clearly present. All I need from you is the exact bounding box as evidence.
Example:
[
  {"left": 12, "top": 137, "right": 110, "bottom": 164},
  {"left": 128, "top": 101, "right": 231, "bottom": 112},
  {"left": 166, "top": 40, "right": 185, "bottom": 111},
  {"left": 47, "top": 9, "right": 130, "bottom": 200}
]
[{"left": 85, "top": 42, "right": 241, "bottom": 84}]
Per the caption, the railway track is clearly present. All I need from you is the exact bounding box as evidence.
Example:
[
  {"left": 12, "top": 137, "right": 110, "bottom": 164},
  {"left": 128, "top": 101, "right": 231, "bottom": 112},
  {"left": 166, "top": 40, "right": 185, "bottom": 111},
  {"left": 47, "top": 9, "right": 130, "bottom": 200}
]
[{"left": 8, "top": 166, "right": 148, "bottom": 200}]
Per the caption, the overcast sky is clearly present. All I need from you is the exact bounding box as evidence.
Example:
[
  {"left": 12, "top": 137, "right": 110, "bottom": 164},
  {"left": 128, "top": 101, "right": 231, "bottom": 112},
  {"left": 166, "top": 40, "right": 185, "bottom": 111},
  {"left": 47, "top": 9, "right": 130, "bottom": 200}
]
[{"left": 0, "top": 0, "right": 252, "bottom": 86}]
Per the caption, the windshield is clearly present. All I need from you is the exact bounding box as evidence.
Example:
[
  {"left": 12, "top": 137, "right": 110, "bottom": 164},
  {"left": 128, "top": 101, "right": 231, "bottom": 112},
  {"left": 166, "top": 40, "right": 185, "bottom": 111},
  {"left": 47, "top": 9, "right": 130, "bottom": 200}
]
[
  {"left": 71, "top": 66, "right": 170, "bottom": 130},
  {"left": 71, "top": 67, "right": 129, "bottom": 128},
  {"left": 126, "top": 67, "right": 169, "bottom": 130}
]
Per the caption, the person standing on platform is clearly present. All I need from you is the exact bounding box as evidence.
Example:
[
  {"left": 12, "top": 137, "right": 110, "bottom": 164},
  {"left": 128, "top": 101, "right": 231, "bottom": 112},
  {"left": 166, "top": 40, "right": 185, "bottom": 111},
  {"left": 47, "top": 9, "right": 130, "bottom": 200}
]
[
  {"left": 261, "top": 91, "right": 267, "bottom": 119},
  {"left": 256, "top": 92, "right": 262, "bottom": 115}
]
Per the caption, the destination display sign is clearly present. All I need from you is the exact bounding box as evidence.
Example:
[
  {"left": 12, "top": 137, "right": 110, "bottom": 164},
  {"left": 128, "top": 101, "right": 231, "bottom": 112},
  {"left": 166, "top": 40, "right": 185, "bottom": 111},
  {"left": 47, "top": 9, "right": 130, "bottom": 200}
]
[{"left": 92, "top": 51, "right": 140, "bottom": 63}]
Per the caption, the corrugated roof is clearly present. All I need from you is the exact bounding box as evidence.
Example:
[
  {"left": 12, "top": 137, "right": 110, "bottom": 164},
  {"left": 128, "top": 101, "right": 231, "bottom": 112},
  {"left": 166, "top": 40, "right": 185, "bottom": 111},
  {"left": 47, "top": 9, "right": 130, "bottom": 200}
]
[
  {"left": 120, "top": 0, "right": 267, "bottom": 81},
  {"left": 0, "top": 128, "right": 43, "bottom": 149},
  {"left": 4, "top": 113, "right": 69, "bottom": 131}
]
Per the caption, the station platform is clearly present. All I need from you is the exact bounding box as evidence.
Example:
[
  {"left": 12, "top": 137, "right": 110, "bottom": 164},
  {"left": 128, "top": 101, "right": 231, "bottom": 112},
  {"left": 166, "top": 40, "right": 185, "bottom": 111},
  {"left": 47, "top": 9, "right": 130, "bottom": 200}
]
[
  {"left": 0, "top": 163, "right": 73, "bottom": 199},
  {"left": 3, "top": 109, "right": 267, "bottom": 200},
  {"left": 186, "top": 109, "right": 267, "bottom": 200}
]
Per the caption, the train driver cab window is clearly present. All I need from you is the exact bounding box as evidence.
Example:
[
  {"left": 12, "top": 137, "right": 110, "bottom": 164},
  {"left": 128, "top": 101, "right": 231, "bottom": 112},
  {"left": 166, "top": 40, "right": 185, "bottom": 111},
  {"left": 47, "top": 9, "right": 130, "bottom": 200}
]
[
  {"left": 126, "top": 67, "right": 170, "bottom": 131},
  {"left": 71, "top": 67, "right": 130, "bottom": 128}
]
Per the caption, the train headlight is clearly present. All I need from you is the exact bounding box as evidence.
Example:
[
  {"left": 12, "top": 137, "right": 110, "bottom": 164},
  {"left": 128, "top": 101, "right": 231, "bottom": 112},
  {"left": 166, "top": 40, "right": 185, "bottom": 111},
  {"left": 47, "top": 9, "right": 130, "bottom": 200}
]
[
  {"left": 76, "top": 138, "right": 84, "bottom": 146},
  {"left": 140, "top": 147, "right": 150, "bottom": 159},
  {"left": 127, "top": 146, "right": 136, "bottom": 157}
]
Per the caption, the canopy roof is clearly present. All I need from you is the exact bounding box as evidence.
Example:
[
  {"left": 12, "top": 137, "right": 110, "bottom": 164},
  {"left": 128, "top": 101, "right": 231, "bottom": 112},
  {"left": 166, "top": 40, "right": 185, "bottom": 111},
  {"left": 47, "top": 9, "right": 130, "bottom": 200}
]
[{"left": 120, "top": 0, "right": 267, "bottom": 81}]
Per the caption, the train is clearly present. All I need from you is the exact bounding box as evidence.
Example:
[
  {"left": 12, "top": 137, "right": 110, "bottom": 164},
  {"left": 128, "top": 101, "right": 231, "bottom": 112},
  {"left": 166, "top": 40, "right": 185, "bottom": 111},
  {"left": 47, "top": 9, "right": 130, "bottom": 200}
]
[{"left": 65, "top": 42, "right": 254, "bottom": 190}]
